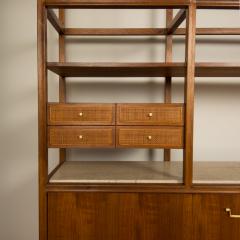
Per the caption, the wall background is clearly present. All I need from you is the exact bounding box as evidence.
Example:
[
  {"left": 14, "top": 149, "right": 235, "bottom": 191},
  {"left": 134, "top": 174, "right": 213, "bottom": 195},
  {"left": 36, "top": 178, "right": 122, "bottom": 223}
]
[{"left": 0, "top": 1, "right": 239, "bottom": 239}]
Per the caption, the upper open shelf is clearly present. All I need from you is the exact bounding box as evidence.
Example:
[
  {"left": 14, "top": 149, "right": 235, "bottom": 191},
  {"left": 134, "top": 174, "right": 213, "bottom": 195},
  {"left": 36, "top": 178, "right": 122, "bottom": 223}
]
[
  {"left": 45, "top": 0, "right": 240, "bottom": 9},
  {"left": 47, "top": 62, "right": 240, "bottom": 77}
]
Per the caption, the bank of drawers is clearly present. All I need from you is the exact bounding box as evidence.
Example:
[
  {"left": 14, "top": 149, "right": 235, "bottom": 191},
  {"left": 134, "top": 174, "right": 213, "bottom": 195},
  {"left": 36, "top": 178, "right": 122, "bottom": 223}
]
[{"left": 48, "top": 103, "right": 184, "bottom": 149}]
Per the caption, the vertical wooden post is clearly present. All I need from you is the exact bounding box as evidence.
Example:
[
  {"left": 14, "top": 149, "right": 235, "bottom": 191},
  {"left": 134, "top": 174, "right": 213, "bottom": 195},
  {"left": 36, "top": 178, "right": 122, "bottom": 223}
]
[
  {"left": 164, "top": 9, "right": 173, "bottom": 162},
  {"left": 183, "top": 3, "right": 196, "bottom": 188},
  {"left": 59, "top": 9, "right": 66, "bottom": 163},
  {"left": 37, "top": 0, "right": 48, "bottom": 239}
]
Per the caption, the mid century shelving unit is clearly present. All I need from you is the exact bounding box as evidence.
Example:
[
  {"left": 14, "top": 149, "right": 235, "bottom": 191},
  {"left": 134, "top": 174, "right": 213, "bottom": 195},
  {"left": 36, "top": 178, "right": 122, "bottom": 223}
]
[{"left": 38, "top": 0, "right": 240, "bottom": 240}]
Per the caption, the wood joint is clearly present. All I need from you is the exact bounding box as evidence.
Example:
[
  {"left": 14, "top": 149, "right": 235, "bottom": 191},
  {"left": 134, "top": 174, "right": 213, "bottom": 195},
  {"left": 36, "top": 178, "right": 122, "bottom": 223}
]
[
  {"left": 167, "top": 9, "right": 186, "bottom": 35},
  {"left": 47, "top": 9, "right": 64, "bottom": 34}
]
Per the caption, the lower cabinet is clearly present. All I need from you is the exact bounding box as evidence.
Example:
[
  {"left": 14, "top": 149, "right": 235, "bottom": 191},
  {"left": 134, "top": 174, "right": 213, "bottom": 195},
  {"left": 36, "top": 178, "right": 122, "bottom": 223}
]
[
  {"left": 48, "top": 192, "right": 192, "bottom": 240},
  {"left": 48, "top": 192, "right": 240, "bottom": 240},
  {"left": 193, "top": 194, "right": 240, "bottom": 240}
]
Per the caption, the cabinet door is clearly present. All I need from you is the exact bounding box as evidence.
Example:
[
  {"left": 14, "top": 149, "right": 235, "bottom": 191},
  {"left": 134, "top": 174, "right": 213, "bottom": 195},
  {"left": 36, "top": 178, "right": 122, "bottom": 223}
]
[
  {"left": 48, "top": 192, "right": 192, "bottom": 240},
  {"left": 193, "top": 194, "right": 240, "bottom": 240}
]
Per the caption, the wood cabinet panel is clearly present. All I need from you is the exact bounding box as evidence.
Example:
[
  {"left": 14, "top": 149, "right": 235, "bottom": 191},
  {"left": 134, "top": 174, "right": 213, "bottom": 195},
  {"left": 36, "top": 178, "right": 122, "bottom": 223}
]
[
  {"left": 193, "top": 194, "right": 240, "bottom": 240},
  {"left": 117, "top": 126, "right": 184, "bottom": 148},
  {"left": 48, "top": 103, "right": 115, "bottom": 125},
  {"left": 48, "top": 192, "right": 192, "bottom": 240},
  {"left": 48, "top": 126, "right": 115, "bottom": 148},
  {"left": 117, "top": 103, "right": 184, "bottom": 126}
]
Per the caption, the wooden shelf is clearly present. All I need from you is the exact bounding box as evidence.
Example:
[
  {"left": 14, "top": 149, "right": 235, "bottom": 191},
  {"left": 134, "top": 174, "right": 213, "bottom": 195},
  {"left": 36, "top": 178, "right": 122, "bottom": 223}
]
[
  {"left": 197, "top": 0, "right": 240, "bottom": 9},
  {"left": 47, "top": 62, "right": 240, "bottom": 77},
  {"left": 45, "top": 0, "right": 190, "bottom": 9},
  {"left": 50, "top": 161, "right": 240, "bottom": 184},
  {"left": 45, "top": 0, "right": 240, "bottom": 9}
]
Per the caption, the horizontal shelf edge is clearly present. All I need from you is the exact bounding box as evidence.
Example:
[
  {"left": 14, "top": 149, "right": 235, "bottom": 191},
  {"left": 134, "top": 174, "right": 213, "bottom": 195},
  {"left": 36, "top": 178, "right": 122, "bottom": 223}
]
[{"left": 47, "top": 62, "right": 240, "bottom": 77}]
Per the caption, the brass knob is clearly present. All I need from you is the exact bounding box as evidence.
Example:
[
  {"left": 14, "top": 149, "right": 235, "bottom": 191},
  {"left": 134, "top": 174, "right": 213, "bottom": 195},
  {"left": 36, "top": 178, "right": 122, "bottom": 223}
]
[
  {"left": 78, "top": 112, "right": 83, "bottom": 117},
  {"left": 78, "top": 135, "right": 83, "bottom": 140},
  {"left": 148, "top": 112, "right": 153, "bottom": 117},
  {"left": 147, "top": 136, "right": 152, "bottom": 140}
]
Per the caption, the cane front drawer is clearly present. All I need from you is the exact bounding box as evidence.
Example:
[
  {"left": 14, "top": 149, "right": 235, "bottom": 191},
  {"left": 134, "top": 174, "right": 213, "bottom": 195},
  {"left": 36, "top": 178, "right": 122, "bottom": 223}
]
[
  {"left": 117, "top": 104, "right": 184, "bottom": 126},
  {"left": 48, "top": 103, "right": 115, "bottom": 125},
  {"left": 48, "top": 126, "right": 115, "bottom": 148},
  {"left": 117, "top": 126, "right": 184, "bottom": 148}
]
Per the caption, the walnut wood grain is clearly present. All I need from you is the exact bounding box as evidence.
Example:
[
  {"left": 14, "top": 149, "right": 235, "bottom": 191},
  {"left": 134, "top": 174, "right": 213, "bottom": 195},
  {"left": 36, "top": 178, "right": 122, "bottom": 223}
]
[
  {"left": 59, "top": 9, "right": 66, "bottom": 163},
  {"left": 117, "top": 103, "right": 184, "bottom": 126},
  {"left": 164, "top": 9, "right": 173, "bottom": 162},
  {"left": 47, "top": 9, "right": 64, "bottom": 34},
  {"left": 48, "top": 192, "right": 192, "bottom": 240},
  {"left": 193, "top": 194, "right": 240, "bottom": 240},
  {"left": 47, "top": 62, "right": 240, "bottom": 77},
  {"left": 45, "top": 0, "right": 240, "bottom": 9},
  {"left": 45, "top": 0, "right": 190, "bottom": 8},
  {"left": 117, "top": 126, "right": 184, "bottom": 149},
  {"left": 176, "top": 28, "right": 240, "bottom": 35},
  {"left": 48, "top": 103, "right": 115, "bottom": 125},
  {"left": 63, "top": 27, "right": 240, "bottom": 36},
  {"left": 48, "top": 126, "right": 115, "bottom": 148},
  {"left": 167, "top": 9, "right": 186, "bottom": 35},
  {"left": 64, "top": 28, "right": 167, "bottom": 35},
  {"left": 38, "top": 1, "right": 48, "bottom": 239},
  {"left": 197, "top": 0, "right": 240, "bottom": 9},
  {"left": 184, "top": 3, "right": 196, "bottom": 188},
  {"left": 47, "top": 62, "right": 184, "bottom": 77}
]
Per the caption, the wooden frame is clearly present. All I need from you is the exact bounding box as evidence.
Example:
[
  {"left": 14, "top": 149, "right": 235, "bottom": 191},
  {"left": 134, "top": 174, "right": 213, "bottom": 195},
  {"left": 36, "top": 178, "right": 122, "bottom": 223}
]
[
  {"left": 38, "top": 1, "right": 240, "bottom": 239},
  {"left": 38, "top": 1, "right": 48, "bottom": 240}
]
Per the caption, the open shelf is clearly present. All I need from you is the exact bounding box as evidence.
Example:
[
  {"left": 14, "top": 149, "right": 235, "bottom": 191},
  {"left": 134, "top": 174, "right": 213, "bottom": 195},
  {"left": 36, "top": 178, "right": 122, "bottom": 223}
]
[
  {"left": 45, "top": 0, "right": 240, "bottom": 9},
  {"left": 45, "top": 0, "right": 190, "bottom": 9},
  {"left": 49, "top": 161, "right": 240, "bottom": 184},
  {"left": 47, "top": 62, "right": 240, "bottom": 77}
]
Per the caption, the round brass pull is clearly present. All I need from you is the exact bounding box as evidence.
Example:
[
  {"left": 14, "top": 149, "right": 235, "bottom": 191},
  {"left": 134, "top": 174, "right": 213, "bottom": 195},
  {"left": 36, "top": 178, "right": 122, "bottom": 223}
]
[
  {"left": 78, "top": 135, "right": 83, "bottom": 140},
  {"left": 78, "top": 112, "right": 84, "bottom": 117},
  {"left": 148, "top": 112, "right": 153, "bottom": 117},
  {"left": 147, "top": 136, "right": 152, "bottom": 140},
  {"left": 225, "top": 208, "right": 240, "bottom": 218}
]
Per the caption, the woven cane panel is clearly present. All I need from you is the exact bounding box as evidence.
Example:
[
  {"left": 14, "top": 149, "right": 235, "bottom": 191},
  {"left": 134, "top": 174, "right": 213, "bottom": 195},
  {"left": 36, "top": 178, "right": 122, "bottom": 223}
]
[
  {"left": 117, "top": 104, "right": 184, "bottom": 126},
  {"left": 48, "top": 127, "right": 115, "bottom": 148},
  {"left": 48, "top": 103, "right": 115, "bottom": 125},
  {"left": 117, "top": 127, "right": 183, "bottom": 148}
]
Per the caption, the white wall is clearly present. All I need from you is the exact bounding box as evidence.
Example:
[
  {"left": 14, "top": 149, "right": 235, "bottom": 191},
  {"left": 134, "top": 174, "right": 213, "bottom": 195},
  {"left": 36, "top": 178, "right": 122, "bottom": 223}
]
[{"left": 0, "top": 1, "right": 240, "bottom": 239}]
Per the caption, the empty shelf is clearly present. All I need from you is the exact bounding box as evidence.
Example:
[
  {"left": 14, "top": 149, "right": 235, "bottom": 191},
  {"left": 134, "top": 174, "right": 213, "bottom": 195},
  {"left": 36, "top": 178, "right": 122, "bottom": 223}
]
[
  {"left": 47, "top": 62, "right": 240, "bottom": 77},
  {"left": 45, "top": 0, "right": 190, "bottom": 9},
  {"left": 193, "top": 161, "right": 240, "bottom": 184},
  {"left": 49, "top": 161, "right": 240, "bottom": 184},
  {"left": 45, "top": 0, "right": 240, "bottom": 9},
  {"left": 50, "top": 161, "right": 183, "bottom": 184}
]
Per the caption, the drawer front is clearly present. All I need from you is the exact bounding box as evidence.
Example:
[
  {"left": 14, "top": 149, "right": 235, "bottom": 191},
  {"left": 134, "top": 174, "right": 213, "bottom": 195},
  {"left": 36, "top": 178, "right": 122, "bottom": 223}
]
[
  {"left": 193, "top": 194, "right": 240, "bottom": 240},
  {"left": 48, "top": 192, "right": 192, "bottom": 240},
  {"left": 48, "top": 127, "right": 115, "bottom": 148},
  {"left": 117, "top": 127, "right": 184, "bottom": 148},
  {"left": 117, "top": 104, "right": 184, "bottom": 125},
  {"left": 48, "top": 103, "right": 115, "bottom": 125}
]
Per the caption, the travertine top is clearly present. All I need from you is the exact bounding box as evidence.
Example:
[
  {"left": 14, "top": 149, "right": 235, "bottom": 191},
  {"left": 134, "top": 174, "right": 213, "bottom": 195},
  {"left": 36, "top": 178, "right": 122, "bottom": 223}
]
[{"left": 50, "top": 161, "right": 240, "bottom": 184}]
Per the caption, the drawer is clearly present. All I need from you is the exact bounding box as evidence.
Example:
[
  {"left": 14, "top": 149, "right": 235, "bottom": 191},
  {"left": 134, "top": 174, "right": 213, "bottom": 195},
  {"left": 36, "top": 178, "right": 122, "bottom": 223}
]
[
  {"left": 48, "top": 192, "right": 192, "bottom": 240},
  {"left": 48, "top": 126, "right": 115, "bottom": 148},
  {"left": 48, "top": 103, "right": 115, "bottom": 125},
  {"left": 117, "top": 126, "right": 184, "bottom": 148},
  {"left": 193, "top": 194, "right": 240, "bottom": 240},
  {"left": 117, "top": 103, "right": 184, "bottom": 126}
]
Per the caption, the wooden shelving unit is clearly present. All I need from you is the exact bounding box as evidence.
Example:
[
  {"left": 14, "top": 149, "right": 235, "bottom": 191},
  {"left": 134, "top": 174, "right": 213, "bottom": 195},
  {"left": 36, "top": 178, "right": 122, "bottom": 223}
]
[{"left": 38, "top": 1, "right": 240, "bottom": 240}]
